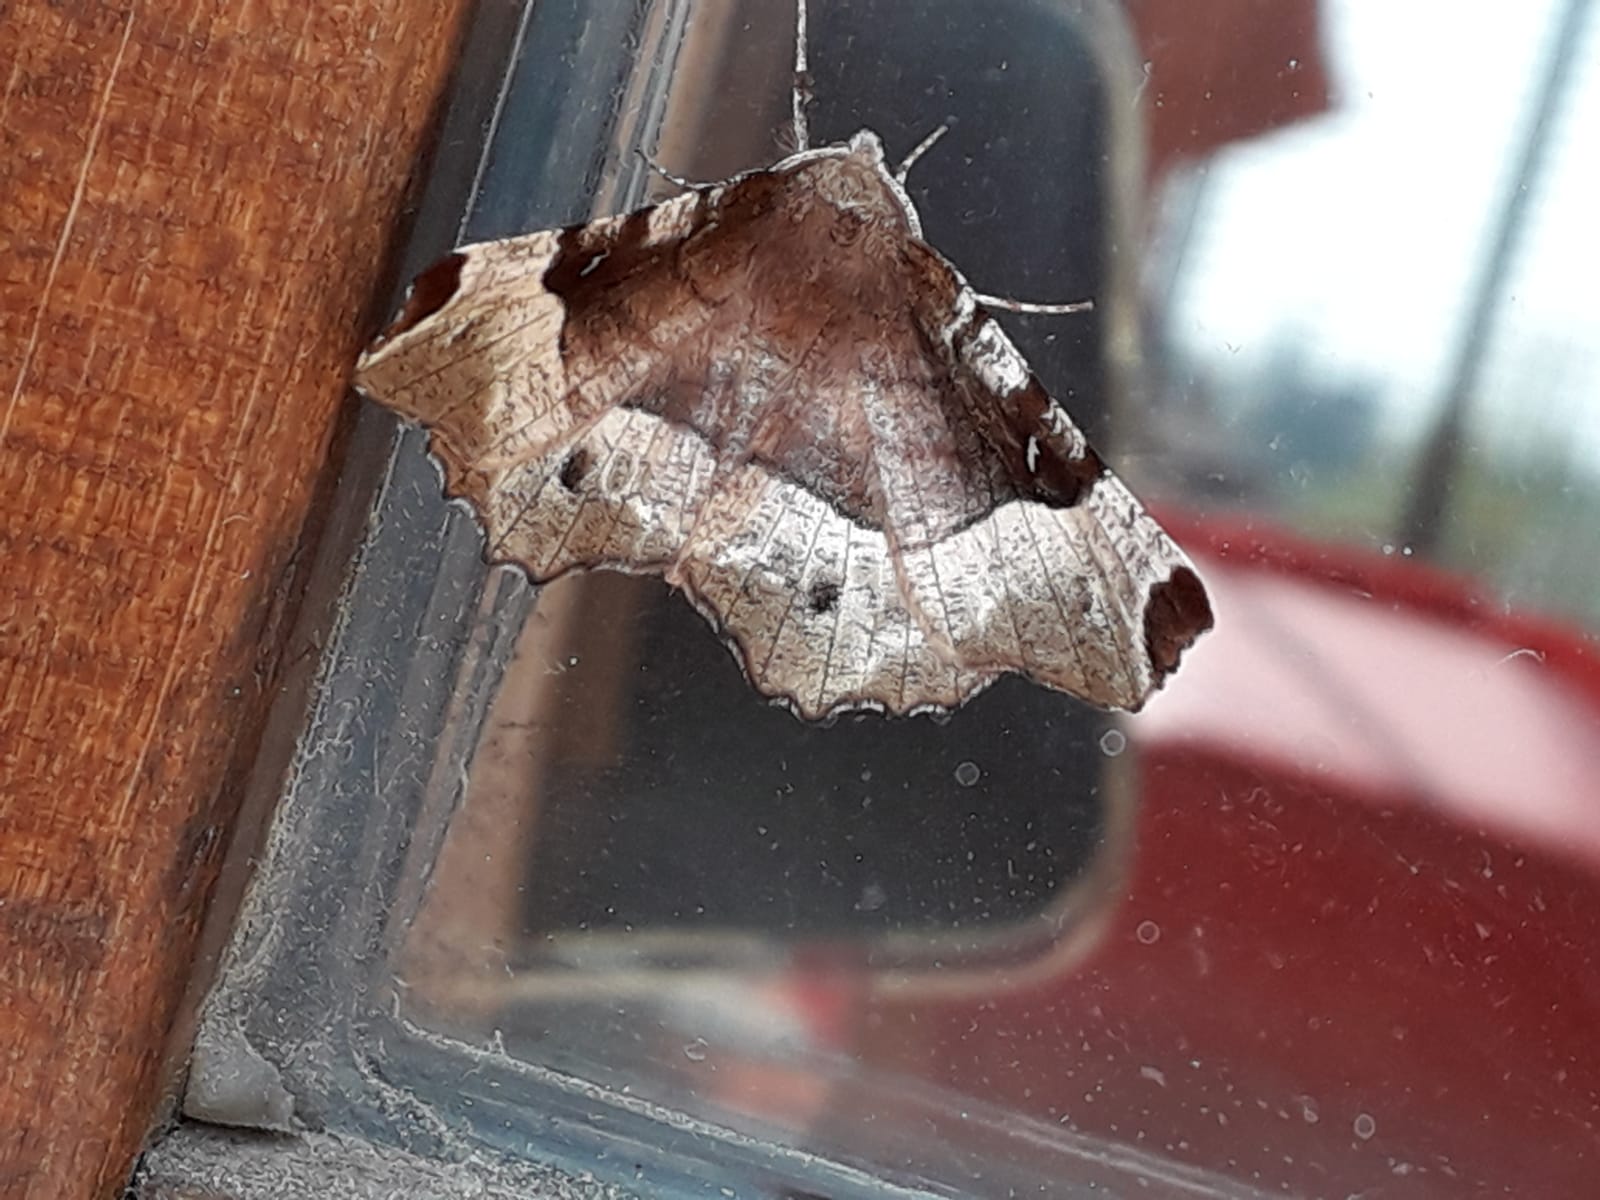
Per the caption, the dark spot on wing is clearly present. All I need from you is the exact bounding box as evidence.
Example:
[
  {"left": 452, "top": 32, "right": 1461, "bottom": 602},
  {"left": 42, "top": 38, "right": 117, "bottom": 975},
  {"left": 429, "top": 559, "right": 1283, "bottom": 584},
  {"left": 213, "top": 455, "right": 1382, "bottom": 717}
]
[
  {"left": 379, "top": 253, "right": 465, "bottom": 341},
  {"left": 807, "top": 579, "right": 841, "bottom": 615},
  {"left": 1144, "top": 566, "right": 1213, "bottom": 679},
  {"left": 1007, "top": 379, "right": 1106, "bottom": 508},
  {"left": 940, "top": 311, "right": 1106, "bottom": 513},
  {"left": 543, "top": 206, "right": 663, "bottom": 297},
  {"left": 559, "top": 446, "right": 592, "bottom": 492}
]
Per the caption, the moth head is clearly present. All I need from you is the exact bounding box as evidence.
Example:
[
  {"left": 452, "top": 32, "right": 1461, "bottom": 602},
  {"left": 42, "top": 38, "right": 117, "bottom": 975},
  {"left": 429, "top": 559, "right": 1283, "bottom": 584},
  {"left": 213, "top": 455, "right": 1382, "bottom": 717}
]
[{"left": 846, "top": 129, "right": 888, "bottom": 164}]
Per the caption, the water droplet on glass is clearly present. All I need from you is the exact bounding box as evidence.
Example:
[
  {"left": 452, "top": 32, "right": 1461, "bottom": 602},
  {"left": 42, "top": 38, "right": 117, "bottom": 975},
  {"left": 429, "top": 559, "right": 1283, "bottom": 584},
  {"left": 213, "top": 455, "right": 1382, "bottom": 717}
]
[
  {"left": 954, "top": 761, "right": 981, "bottom": 787},
  {"left": 1353, "top": 1112, "right": 1377, "bottom": 1140},
  {"left": 1099, "top": 729, "right": 1127, "bottom": 757},
  {"left": 1135, "top": 920, "right": 1161, "bottom": 945},
  {"left": 682, "top": 1038, "right": 709, "bottom": 1063}
]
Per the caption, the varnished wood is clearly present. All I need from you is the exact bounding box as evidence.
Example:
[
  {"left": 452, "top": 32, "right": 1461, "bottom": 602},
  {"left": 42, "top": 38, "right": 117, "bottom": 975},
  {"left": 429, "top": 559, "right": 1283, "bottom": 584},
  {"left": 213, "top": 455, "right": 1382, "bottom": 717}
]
[{"left": 0, "top": 2, "right": 472, "bottom": 1196}]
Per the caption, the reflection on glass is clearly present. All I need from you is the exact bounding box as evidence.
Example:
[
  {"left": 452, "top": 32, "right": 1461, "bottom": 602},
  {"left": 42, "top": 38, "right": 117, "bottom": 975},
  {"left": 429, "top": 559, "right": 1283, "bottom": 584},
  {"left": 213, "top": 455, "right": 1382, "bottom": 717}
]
[{"left": 380, "top": 0, "right": 1600, "bottom": 1195}]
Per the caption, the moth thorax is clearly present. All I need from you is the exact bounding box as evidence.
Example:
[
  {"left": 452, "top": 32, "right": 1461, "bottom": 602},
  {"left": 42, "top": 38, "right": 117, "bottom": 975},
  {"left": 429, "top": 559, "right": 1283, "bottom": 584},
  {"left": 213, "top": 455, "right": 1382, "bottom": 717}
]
[{"left": 799, "top": 152, "right": 913, "bottom": 237}]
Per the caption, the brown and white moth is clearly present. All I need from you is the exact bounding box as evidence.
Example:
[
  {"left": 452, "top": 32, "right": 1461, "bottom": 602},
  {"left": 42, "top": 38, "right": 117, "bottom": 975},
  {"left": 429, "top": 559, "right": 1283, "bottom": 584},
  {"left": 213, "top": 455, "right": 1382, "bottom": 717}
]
[{"left": 354, "top": 0, "right": 1212, "bottom": 721}]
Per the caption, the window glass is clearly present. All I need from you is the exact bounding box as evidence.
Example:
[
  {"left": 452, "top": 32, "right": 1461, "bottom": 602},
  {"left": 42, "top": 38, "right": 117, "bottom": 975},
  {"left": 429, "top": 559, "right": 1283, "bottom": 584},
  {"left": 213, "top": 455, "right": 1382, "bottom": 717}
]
[{"left": 206, "top": 2, "right": 1600, "bottom": 1196}]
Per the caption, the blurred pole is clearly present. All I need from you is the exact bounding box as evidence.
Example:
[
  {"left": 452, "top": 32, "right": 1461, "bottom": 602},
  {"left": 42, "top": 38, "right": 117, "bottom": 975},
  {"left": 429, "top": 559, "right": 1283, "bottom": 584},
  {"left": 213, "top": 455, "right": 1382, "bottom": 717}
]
[{"left": 1398, "top": 0, "right": 1593, "bottom": 554}]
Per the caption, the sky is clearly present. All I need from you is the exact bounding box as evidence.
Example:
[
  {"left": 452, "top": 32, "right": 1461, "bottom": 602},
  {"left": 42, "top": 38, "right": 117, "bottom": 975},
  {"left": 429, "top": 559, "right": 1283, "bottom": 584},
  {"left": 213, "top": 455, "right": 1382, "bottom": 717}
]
[{"left": 1167, "top": 0, "right": 1600, "bottom": 462}]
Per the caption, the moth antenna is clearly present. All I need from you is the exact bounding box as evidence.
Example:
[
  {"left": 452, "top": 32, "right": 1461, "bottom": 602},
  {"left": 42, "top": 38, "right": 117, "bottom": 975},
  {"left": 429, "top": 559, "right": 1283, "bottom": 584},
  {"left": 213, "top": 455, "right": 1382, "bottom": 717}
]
[
  {"left": 792, "top": 0, "right": 810, "bottom": 151},
  {"left": 973, "top": 293, "right": 1096, "bottom": 316},
  {"left": 895, "top": 123, "right": 950, "bottom": 184}
]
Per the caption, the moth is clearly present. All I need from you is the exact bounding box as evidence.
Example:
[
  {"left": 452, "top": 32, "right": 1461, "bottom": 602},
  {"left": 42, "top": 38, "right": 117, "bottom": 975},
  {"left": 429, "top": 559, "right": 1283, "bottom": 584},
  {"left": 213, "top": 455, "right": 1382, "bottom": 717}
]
[{"left": 354, "top": 0, "right": 1212, "bottom": 720}]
